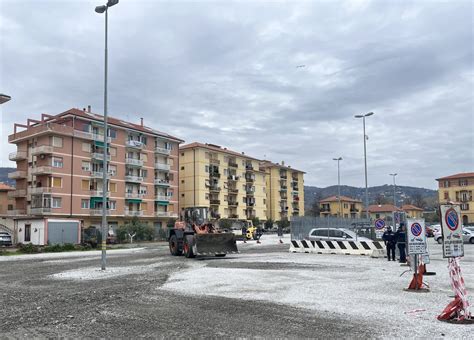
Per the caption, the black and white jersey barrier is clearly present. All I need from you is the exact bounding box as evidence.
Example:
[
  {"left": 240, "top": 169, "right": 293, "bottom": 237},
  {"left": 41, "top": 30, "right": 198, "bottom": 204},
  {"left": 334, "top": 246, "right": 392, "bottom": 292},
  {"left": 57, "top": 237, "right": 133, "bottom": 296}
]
[{"left": 290, "top": 239, "right": 385, "bottom": 257}]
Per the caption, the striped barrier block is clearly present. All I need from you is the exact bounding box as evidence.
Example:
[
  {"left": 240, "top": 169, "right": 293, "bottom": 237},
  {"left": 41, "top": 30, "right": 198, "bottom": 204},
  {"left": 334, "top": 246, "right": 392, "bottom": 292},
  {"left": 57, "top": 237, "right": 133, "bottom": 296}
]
[{"left": 289, "top": 239, "right": 385, "bottom": 257}]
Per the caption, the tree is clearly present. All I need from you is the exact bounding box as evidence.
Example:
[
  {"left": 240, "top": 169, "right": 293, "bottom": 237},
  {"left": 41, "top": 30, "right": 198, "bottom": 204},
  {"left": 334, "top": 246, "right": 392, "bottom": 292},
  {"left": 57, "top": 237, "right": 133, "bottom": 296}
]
[
  {"left": 277, "top": 218, "right": 290, "bottom": 229},
  {"left": 374, "top": 194, "right": 390, "bottom": 205},
  {"left": 251, "top": 217, "right": 261, "bottom": 227},
  {"left": 117, "top": 217, "right": 155, "bottom": 242},
  {"left": 264, "top": 219, "right": 274, "bottom": 230},
  {"left": 307, "top": 192, "right": 322, "bottom": 216},
  {"left": 411, "top": 193, "right": 426, "bottom": 209}
]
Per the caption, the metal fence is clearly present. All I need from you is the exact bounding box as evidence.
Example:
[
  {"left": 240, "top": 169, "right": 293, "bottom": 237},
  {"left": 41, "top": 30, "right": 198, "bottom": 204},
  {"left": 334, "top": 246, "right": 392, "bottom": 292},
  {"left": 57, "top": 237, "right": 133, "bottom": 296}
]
[{"left": 290, "top": 216, "right": 377, "bottom": 241}]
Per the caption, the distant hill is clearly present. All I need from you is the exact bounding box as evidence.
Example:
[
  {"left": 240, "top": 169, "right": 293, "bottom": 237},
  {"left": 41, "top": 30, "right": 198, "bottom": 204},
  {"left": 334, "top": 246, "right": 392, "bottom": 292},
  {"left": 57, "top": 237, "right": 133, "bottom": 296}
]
[
  {"left": 0, "top": 167, "right": 16, "bottom": 186},
  {"left": 305, "top": 184, "right": 438, "bottom": 211}
]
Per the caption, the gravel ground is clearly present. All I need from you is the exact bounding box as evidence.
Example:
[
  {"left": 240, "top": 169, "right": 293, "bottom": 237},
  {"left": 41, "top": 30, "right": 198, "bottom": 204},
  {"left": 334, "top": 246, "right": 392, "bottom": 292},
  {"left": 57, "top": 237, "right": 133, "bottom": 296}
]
[{"left": 0, "top": 235, "right": 471, "bottom": 338}]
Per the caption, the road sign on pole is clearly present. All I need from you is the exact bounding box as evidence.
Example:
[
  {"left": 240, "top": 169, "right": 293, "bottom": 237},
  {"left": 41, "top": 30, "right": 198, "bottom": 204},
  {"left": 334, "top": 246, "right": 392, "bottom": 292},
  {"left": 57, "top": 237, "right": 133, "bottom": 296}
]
[
  {"left": 440, "top": 205, "right": 464, "bottom": 258},
  {"left": 374, "top": 218, "right": 385, "bottom": 230},
  {"left": 407, "top": 219, "right": 427, "bottom": 255}
]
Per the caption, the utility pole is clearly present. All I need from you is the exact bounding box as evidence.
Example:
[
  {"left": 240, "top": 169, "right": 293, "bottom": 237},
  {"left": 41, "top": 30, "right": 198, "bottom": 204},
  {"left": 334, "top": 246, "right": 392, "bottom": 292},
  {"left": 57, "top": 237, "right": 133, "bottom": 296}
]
[
  {"left": 333, "top": 157, "right": 343, "bottom": 217},
  {"left": 390, "top": 173, "right": 398, "bottom": 207}
]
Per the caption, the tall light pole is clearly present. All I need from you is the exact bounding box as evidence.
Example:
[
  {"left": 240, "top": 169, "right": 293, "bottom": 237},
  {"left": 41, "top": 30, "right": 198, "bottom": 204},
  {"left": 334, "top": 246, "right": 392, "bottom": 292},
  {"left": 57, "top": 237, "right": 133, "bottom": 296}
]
[
  {"left": 95, "top": 0, "right": 119, "bottom": 270},
  {"left": 333, "top": 157, "right": 343, "bottom": 217},
  {"left": 390, "top": 173, "right": 398, "bottom": 207},
  {"left": 354, "top": 112, "right": 374, "bottom": 219}
]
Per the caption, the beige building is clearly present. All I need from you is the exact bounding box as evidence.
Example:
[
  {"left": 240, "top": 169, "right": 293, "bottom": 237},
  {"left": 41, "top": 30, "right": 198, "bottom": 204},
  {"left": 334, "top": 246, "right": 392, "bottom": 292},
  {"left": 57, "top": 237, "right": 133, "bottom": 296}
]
[
  {"left": 260, "top": 161, "right": 305, "bottom": 221},
  {"left": 401, "top": 204, "right": 424, "bottom": 219},
  {"left": 436, "top": 172, "right": 474, "bottom": 225},
  {"left": 0, "top": 183, "right": 15, "bottom": 215},
  {"left": 179, "top": 143, "right": 267, "bottom": 220},
  {"left": 319, "top": 195, "right": 362, "bottom": 218},
  {"left": 8, "top": 107, "right": 183, "bottom": 232}
]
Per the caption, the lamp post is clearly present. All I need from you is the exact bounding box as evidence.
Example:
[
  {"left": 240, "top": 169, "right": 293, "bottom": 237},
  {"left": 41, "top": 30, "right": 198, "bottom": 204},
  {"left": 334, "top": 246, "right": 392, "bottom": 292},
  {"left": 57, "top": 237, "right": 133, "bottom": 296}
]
[
  {"left": 95, "top": 0, "right": 119, "bottom": 271},
  {"left": 390, "top": 173, "right": 398, "bottom": 207},
  {"left": 354, "top": 112, "right": 374, "bottom": 219},
  {"left": 333, "top": 157, "right": 343, "bottom": 217}
]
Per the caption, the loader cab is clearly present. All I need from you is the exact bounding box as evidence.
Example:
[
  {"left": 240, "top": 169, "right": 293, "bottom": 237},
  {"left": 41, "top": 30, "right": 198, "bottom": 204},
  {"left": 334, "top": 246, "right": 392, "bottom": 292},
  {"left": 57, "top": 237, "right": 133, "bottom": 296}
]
[{"left": 183, "top": 207, "right": 209, "bottom": 225}]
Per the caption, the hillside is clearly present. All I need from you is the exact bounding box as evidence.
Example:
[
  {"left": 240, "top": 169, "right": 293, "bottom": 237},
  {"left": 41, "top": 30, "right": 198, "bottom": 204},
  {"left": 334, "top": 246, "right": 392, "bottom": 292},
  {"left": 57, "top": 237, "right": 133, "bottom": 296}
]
[{"left": 0, "top": 167, "right": 16, "bottom": 186}]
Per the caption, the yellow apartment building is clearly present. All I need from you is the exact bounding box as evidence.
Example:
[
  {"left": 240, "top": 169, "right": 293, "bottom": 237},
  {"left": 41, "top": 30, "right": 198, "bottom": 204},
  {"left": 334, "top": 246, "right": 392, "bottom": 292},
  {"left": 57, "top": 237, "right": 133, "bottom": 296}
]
[
  {"left": 401, "top": 204, "right": 424, "bottom": 219},
  {"left": 179, "top": 143, "right": 267, "bottom": 221},
  {"left": 319, "top": 195, "right": 362, "bottom": 218},
  {"left": 260, "top": 161, "right": 305, "bottom": 221},
  {"left": 436, "top": 172, "right": 474, "bottom": 225}
]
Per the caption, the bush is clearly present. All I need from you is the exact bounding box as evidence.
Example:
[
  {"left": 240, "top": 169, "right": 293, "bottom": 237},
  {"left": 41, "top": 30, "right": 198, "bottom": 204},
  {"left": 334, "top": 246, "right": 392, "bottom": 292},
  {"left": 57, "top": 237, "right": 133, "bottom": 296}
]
[
  {"left": 17, "top": 243, "right": 41, "bottom": 254},
  {"left": 264, "top": 219, "right": 274, "bottom": 230},
  {"left": 117, "top": 217, "right": 155, "bottom": 242},
  {"left": 43, "top": 244, "right": 63, "bottom": 253}
]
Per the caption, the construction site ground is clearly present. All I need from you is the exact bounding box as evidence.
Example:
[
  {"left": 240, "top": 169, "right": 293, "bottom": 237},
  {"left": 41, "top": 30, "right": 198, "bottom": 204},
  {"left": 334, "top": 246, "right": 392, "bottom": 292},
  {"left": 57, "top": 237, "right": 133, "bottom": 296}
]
[{"left": 0, "top": 235, "right": 472, "bottom": 338}]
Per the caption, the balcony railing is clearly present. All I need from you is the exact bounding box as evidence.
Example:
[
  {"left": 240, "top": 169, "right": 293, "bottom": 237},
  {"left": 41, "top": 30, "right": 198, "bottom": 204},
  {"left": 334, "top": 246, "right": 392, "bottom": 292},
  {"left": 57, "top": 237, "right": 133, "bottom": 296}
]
[
  {"left": 279, "top": 186, "right": 288, "bottom": 191},
  {"left": 280, "top": 174, "right": 287, "bottom": 180},
  {"left": 124, "top": 210, "right": 144, "bottom": 217},
  {"left": 91, "top": 171, "right": 111, "bottom": 179},
  {"left": 228, "top": 188, "right": 238, "bottom": 194},
  {"left": 31, "top": 145, "right": 54, "bottom": 156},
  {"left": 90, "top": 209, "right": 110, "bottom": 216},
  {"left": 154, "top": 178, "right": 170, "bottom": 186},
  {"left": 9, "top": 151, "right": 27, "bottom": 161},
  {"left": 246, "top": 201, "right": 255, "bottom": 207},
  {"left": 245, "top": 176, "right": 255, "bottom": 182},
  {"left": 229, "top": 214, "right": 239, "bottom": 219},
  {"left": 125, "top": 192, "right": 145, "bottom": 199},
  {"left": 126, "top": 140, "right": 144, "bottom": 149},
  {"left": 210, "top": 199, "right": 220, "bottom": 205},
  {"left": 8, "top": 189, "right": 26, "bottom": 198},
  {"left": 228, "top": 162, "right": 238, "bottom": 168},
  {"left": 91, "top": 153, "right": 111, "bottom": 161},
  {"left": 125, "top": 175, "right": 144, "bottom": 183},
  {"left": 227, "top": 175, "right": 239, "bottom": 181},
  {"left": 90, "top": 190, "right": 107, "bottom": 197},
  {"left": 92, "top": 134, "right": 111, "bottom": 143},
  {"left": 155, "top": 194, "right": 170, "bottom": 202},
  {"left": 7, "top": 209, "right": 26, "bottom": 216},
  {"left": 30, "top": 187, "right": 52, "bottom": 194},
  {"left": 28, "top": 207, "right": 52, "bottom": 215},
  {"left": 31, "top": 166, "right": 53, "bottom": 175},
  {"left": 8, "top": 171, "right": 27, "bottom": 179},
  {"left": 155, "top": 163, "right": 171, "bottom": 171},
  {"left": 209, "top": 172, "right": 221, "bottom": 178},
  {"left": 210, "top": 158, "right": 220, "bottom": 165},
  {"left": 72, "top": 130, "right": 93, "bottom": 140},
  {"left": 155, "top": 147, "right": 171, "bottom": 155},
  {"left": 228, "top": 201, "right": 238, "bottom": 207},
  {"left": 209, "top": 186, "right": 221, "bottom": 192},
  {"left": 155, "top": 211, "right": 178, "bottom": 218},
  {"left": 246, "top": 189, "right": 255, "bottom": 195},
  {"left": 245, "top": 165, "right": 254, "bottom": 171},
  {"left": 125, "top": 158, "right": 144, "bottom": 167}
]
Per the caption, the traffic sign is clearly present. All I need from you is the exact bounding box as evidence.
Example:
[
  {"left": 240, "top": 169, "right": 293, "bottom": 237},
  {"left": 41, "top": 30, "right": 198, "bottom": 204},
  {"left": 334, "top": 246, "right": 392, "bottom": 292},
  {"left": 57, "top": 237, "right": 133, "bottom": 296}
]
[
  {"left": 440, "top": 205, "right": 464, "bottom": 258},
  {"left": 411, "top": 222, "right": 422, "bottom": 237},
  {"left": 374, "top": 218, "right": 385, "bottom": 230},
  {"left": 407, "top": 219, "right": 426, "bottom": 255},
  {"left": 445, "top": 208, "right": 459, "bottom": 231}
]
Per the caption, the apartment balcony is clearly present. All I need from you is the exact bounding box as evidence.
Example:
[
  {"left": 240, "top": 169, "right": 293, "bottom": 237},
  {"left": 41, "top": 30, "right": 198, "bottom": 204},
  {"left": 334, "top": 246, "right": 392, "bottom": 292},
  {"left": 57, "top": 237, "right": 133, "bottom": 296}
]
[
  {"left": 125, "top": 192, "right": 145, "bottom": 199},
  {"left": 28, "top": 207, "right": 52, "bottom": 215},
  {"left": 8, "top": 171, "right": 27, "bottom": 179},
  {"left": 31, "top": 166, "right": 53, "bottom": 176},
  {"left": 91, "top": 171, "right": 110, "bottom": 179},
  {"left": 246, "top": 201, "right": 255, "bottom": 207},
  {"left": 72, "top": 130, "right": 93, "bottom": 140},
  {"left": 229, "top": 214, "right": 239, "bottom": 219},
  {"left": 279, "top": 186, "right": 288, "bottom": 192},
  {"left": 155, "top": 162, "right": 170, "bottom": 171},
  {"left": 31, "top": 145, "right": 53, "bottom": 156},
  {"left": 228, "top": 188, "right": 238, "bottom": 194},
  {"left": 125, "top": 158, "right": 144, "bottom": 167},
  {"left": 90, "top": 209, "right": 110, "bottom": 216},
  {"left": 210, "top": 158, "right": 220, "bottom": 165},
  {"left": 155, "top": 147, "right": 171, "bottom": 155},
  {"left": 9, "top": 151, "right": 27, "bottom": 161},
  {"left": 7, "top": 209, "right": 26, "bottom": 216},
  {"left": 245, "top": 176, "right": 255, "bottom": 183},
  {"left": 155, "top": 194, "right": 170, "bottom": 202},
  {"left": 125, "top": 175, "right": 144, "bottom": 183},
  {"left": 228, "top": 161, "right": 238, "bottom": 168},
  {"left": 293, "top": 206, "right": 300, "bottom": 212},
  {"left": 92, "top": 134, "right": 111, "bottom": 143},
  {"left": 246, "top": 190, "right": 255, "bottom": 195},
  {"left": 91, "top": 152, "right": 111, "bottom": 161},
  {"left": 227, "top": 175, "right": 239, "bottom": 181},
  {"left": 30, "top": 187, "right": 52, "bottom": 194},
  {"left": 155, "top": 211, "right": 179, "bottom": 218},
  {"left": 210, "top": 199, "right": 220, "bottom": 205},
  {"left": 228, "top": 201, "right": 238, "bottom": 207},
  {"left": 245, "top": 165, "right": 254, "bottom": 171},
  {"left": 124, "top": 209, "right": 144, "bottom": 217},
  {"left": 209, "top": 172, "right": 221, "bottom": 178},
  {"left": 8, "top": 189, "right": 26, "bottom": 198},
  {"left": 320, "top": 207, "right": 331, "bottom": 212},
  {"left": 154, "top": 178, "right": 170, "bottom": 187},
  {"left": 280, "top": 174, "right": 287, "bottom": 180},
  {"left": 126, "top": 140, "right": 144, "bottom": 149},
  {"left": 350, "top": 208, "right": 359, "bottom": 212},
  {"left": 90, "top": 190, "right": 108, "bottom": 197},
  {"left": 209, "top": 186, "right": 221, "bottom": 192}
]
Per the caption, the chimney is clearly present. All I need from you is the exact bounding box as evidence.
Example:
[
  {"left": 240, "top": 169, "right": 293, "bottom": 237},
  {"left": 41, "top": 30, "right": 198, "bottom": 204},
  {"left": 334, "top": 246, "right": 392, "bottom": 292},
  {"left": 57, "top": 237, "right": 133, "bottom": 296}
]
[{"left": 140, "top": 118, "right": 144, "bottom": 126}]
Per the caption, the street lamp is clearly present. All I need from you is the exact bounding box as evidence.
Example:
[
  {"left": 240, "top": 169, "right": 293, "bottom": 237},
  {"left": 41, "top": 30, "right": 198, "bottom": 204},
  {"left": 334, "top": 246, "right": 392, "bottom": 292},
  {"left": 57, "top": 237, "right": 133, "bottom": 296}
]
[
  {"left": 333, "top": 157, "right": 343, "bottom": 217},
  {"left": 389, "top": 173, "right": 398, "bottom": 207},
  {"left": 95, "top": 0, "right": 119, "bottom": 271},
  {"left": 354, "top": 112, "right": 374, "bottom": 219},
  {"left": 0, "top": 94, "right": 11, "bottom": 105}
]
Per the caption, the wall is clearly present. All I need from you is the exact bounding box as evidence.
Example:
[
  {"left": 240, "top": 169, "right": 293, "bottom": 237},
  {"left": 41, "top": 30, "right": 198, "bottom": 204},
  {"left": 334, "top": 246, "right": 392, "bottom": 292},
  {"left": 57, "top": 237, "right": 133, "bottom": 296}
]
[{"left": 16, "top": 219, "right": 46, "bottom": 245}]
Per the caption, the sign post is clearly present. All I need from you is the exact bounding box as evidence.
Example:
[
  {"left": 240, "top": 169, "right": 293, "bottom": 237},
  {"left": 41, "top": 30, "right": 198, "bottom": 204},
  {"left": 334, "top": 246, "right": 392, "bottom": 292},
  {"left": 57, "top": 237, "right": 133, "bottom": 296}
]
[
  {"left": 374, "top": 218, "right": 385, "bottom": 239},
  {"left": 405, "top": 219, "right": 428, "bottom": 291},
  {"left": 437, "top": 204, "right": 472, "bottom": 322}
]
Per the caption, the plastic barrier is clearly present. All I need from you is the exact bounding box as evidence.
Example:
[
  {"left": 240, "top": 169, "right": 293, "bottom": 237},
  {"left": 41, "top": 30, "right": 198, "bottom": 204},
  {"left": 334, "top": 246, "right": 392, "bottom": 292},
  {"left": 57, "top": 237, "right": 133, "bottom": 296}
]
[{"left": 289, "top": 239, "right": 385, "bottom": 257}]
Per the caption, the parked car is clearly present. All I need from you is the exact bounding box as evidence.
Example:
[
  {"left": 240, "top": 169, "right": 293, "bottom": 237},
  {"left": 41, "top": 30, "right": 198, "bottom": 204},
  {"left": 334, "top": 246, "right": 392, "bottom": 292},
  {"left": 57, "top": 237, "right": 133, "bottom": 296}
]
[
  {"left": 465, "top": 226, "right": 474, "bottom": 233},
  {"left": 425, "top": 225, "right": 434, "bottom": 237},
  {"left": 307, "top": 228, "right": 371, "bottom": 242},
  {"left": 0, "top": 232, "right": 13, "bottom": 247},
  {"left": 430, "top": 224, "right": 441, "bottom": 233},
  {"left": 434, "top": 228, "right": 474, "bottom": 244}
]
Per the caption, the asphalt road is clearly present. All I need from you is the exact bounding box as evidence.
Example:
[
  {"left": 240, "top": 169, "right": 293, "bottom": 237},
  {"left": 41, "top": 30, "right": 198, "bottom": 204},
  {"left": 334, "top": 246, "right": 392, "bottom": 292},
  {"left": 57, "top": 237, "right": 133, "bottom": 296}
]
[{"left": 0, "top": 242, "right": 378, "bottom": 339}]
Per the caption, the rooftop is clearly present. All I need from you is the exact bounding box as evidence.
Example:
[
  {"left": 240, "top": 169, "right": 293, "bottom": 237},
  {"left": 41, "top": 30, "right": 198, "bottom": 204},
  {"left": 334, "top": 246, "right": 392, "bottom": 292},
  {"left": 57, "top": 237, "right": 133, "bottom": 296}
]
[
  {"left": 0, "top": 182, "right": 15, "bottom": 191},
  {"left": 436, "top": 172, "right": 474, "bottom": 181},
  {"left": 180, "top": 142, "right": 261, "bottom": 161},
  {"left": 401, "top": 204, "right": 423, "bottom": 211},
  {"left": 319, "top": 195, "right": 362, "bottom": 203},
  {"left": 366, "top": 204, "right": 403, "bottom": 213},
  {"left": 259, "top": 160, "right": 305, "bottom": 174}
]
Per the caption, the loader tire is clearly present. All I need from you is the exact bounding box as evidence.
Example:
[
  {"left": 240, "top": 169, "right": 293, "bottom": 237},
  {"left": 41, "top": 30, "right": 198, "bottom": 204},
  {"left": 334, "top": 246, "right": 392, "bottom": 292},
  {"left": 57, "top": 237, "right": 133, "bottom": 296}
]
[
  {"left": 215, "top": 254, "right": 226, "bottom": 257},
  {"left": 184, "top": 237, "right": 195, "bottom": 258},
  {"left": 169, "top": 235, "right": 182, "bottom": 256}
]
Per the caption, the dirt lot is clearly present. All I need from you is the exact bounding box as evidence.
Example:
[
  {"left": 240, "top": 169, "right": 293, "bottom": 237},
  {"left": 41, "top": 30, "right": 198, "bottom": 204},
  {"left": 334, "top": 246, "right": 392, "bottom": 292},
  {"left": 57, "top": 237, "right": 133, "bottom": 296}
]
[{"left": 0, "top": 235, "right": 472, "bottom": 338}]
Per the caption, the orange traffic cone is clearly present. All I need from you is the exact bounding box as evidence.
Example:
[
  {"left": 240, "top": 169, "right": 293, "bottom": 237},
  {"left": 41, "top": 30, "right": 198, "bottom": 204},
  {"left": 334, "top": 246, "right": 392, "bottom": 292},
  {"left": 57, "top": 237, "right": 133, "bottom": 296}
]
[{"left": 408, "top": 263, "right": 426, "bottom": 290}]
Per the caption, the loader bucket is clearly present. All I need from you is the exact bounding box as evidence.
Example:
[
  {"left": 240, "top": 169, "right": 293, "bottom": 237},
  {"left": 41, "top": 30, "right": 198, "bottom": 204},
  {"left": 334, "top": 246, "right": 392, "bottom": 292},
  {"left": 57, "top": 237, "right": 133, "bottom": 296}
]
[{"left": 194, "top": 233, "right": 238, "bottom": 256}]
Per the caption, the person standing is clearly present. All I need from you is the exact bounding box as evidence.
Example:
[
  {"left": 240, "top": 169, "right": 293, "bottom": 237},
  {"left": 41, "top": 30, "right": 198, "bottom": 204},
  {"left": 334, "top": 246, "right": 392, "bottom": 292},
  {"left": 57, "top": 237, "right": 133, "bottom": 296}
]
[
  {"left": 395, "top": 224, "right": 407, "bottom": 263},
  {"left": 382, "top": 226, "right": 396, "bottom": 261}
]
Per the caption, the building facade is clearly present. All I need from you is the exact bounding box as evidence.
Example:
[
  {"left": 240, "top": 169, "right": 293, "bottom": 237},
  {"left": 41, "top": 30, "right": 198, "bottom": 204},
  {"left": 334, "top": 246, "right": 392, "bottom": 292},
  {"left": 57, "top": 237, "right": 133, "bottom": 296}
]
[
  {"left": 260, "top": 161, "right": 305, "bottom": 221},
  {"left": 0, "top": 183, "right": 15, "bottom": 215},
  {"left": 319, "top": 195, "right": 362, "bottom": 218},
  {"left": 8, "top": 107, "right": 183, "bottom": 234},
  {"left": 436, "top": 172, "right": 474, "bottom": 225},
  {"left": 401, "top": 204, "right": 424, "bottom": 219},
  {"left": 179, "top": 143, "right": 267, "bottom": 220}
]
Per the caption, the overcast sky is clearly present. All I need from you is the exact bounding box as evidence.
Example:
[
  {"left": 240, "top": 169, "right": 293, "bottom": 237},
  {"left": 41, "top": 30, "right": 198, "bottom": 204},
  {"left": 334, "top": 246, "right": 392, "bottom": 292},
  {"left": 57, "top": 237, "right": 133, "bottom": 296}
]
[{"left": 0, "top": 0, "right": 472, "bottom": 189}]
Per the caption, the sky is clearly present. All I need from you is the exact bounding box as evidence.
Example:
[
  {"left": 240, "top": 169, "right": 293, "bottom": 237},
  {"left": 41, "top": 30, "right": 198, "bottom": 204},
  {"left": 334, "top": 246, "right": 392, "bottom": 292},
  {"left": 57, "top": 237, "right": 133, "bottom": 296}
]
[{"left": 0, "top": 0, "right": 472, "bottom": 189}]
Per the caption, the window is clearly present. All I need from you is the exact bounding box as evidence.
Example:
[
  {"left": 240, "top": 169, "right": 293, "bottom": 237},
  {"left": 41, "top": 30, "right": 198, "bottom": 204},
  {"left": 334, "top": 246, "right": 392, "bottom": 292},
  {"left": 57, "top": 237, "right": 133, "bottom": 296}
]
[
  {"left": 343, "top": 203, "right": 348, "bottom": 209},
  {"left": 375, "top": 214, "right": 380, "bottom": 218},
  {"left": 224, "top": 195, "right": 228, "bottom": 202},
  {"left": 141, "top": 202, "right": 148, "bottom": 210},
  {"left": 108, "top": 128, "right": 117, "bottom": 139},
  {"left": 181, "top": 166, "right": 184, "bottom": 170},
  {"left": 52, "top": 177, "right": 62, "bottom": 188},
  {"left": 109, "top": 147, "right": 117, "bottom": 157},
  {"left": 109, "top": 164, "right": 117, "bottom": 176},
  {"left": 24, "top": 224, "right": 31, "bottom": 242},
  {"left": 460, "top": 179, "right": 468, "bottom": 186},
  {"left": 140, "top": 186, "right": 147, "bottom": 194},
  {"left": 205, "top": 193, "right": 209, "bottom": 200},
  {"left": 141, "top": 153, "right": 148, "bottom": 162},
  {"left": 205, "top": 165, "right": 209, "bottom": 173},
  {"left": 224, "top": 169, "right": 228, "bottom": 176},
  {"left": 263, "top": 199, "right": 266, "bottom": 205},
  {"left": 82, "top": 142, "right": 91, "bottom": 153},
  {"left": 81, "top": 199, "right": 89, "bottom": 209},
  {"left": 141, "top": 136, "right": 147, "bottom": 145},
  {"left": 8, "top": 204, "right": 13, "bottom": 210},
  {"left": 444, "top": 192, "right": 449, "bottom": 200},
  {"left": 142, "top": 169, "right": 148, "bottom": 178},
  {"left": 52, "top": 136, "right": 63, "bottom": 147},
  {"left": 109, "top": 182, "right": 117, "bottom": 193},
  {"left": 461, "top": 203, "right": 469, "bottom": 211},
  {"left": 108, "top": 201, "right": 116, "bottom": 210},
  {"left": 81, "top": 180, "right": 90, "bottom": 191},
  {"left": 52, "top": 157, "right": 63, "bottom": 168},
  {"left": 444, "top": 181, "right": 450, "bottom": 188},
  {"left": 82, "top": 161, "right": 91, "bottom": 171},
  {"left": 52, "top": 197, "right": 62, "bottom": 208}
]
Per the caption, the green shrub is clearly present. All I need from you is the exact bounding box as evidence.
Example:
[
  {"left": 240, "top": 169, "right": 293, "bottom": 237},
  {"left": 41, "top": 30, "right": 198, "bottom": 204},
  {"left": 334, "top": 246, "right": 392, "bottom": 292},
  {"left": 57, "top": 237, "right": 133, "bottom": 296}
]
[
  {"left": 43, "top": 244, "right": 63, "bottom": 253},
  {"left": 17, "top": 243, "right": 41, "bottom": 254},
  {"left": 62, "top": 243, "right": 76, "bottom": 251}
]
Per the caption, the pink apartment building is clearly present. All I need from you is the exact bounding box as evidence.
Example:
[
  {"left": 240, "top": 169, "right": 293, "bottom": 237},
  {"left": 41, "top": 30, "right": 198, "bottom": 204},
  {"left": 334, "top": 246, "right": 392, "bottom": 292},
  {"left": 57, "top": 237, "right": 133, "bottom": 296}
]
[{"left": 8, "top": 107, "right": 183, "bottom": 238}]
